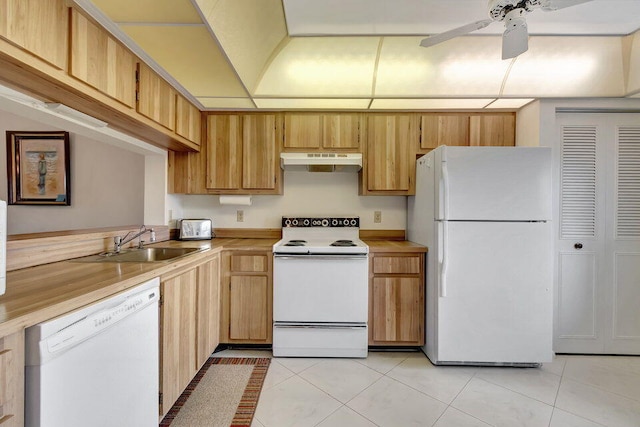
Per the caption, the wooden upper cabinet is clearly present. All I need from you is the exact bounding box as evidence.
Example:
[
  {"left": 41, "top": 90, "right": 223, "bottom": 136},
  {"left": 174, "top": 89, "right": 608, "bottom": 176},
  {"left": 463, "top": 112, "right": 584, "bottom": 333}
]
[
  {"left": 69, "top": 9, "right": 136, "bottom": 108},
  {"left": 470, "top": 114, "right": 516, "bottom": 146},
  {"left": 323, "top": 113, "right": 360, "bottom": 150},
  {"left": 283, "top": 113, "right": 361, "bottom": 151},
  {"left": 284, "top": 114, "right": 322, "bottom": 149},
  {"left": 365, "top": 114, "right": 417, "bottom": 194},
  {"left": 421, "top": 114, "right": 470, "bottom": 150},
  {"left": 242, "top": 114, "right": 279, "bottom": 190},
  {"left": 175, "top": 94, "right": 201, "bottom": 145},
  {"left": 136, "top": 62, "right": 176, "bottom": 131},
  {"left": 203, "top": 114, "right": 281, "bottom": 194},
  {"left": 0, "top": 0, "right": 68, "bottom": 70},
  {"left": 206, "top": 115, "right": 242, "bottom": 190}
]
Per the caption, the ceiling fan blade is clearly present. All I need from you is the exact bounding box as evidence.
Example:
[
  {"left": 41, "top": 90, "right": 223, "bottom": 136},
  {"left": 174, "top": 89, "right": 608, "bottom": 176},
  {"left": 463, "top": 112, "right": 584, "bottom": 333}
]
[
  {"left": 540, "top": 0, "right": 594, "bottom": 11},
  {"left": 420, "top": 19, "right": 494, "bottom": 48},
  {"left": 502, "top": 21, "right": 529, "bottom": 59}
]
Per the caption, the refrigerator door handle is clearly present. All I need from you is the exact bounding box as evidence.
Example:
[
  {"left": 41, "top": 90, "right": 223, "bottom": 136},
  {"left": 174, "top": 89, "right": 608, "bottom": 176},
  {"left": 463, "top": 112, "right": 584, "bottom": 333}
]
[
  {"left": 438, "top": 222, "right": 448, "bottom": 297},
  {"left": 440, "top": 162, "right": 450, "bottom": 220}
]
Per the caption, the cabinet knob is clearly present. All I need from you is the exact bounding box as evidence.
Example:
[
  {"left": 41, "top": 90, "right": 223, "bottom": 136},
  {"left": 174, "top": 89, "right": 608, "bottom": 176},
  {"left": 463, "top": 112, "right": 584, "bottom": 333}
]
[{"left": 574, "top": 243, "right": 583, "bottom": 250}]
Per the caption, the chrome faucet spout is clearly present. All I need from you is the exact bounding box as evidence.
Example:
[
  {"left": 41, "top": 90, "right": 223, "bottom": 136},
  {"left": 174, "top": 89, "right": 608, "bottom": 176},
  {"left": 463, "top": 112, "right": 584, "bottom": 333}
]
[{"left": 113, "top": 226, "right": 156, "bottom": 253}]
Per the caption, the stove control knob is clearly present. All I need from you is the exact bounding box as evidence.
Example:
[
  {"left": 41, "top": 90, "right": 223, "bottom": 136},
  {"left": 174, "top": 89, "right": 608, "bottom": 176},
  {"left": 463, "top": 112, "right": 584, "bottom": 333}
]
[
  {"left": 331, "top": 219, "right": 338, "bottom": 226},
  {"left": 303, "top": 219, "right": 310, "bottom": 226},
  {"left": 321, "top": 219, "right": 329, "bottom": 227},
  {"left": 350, "top": 219, "right": 357, "bottom": 226},
  {"left": 284, "top": 219, "right": 291, "bottom": 226},
  {"left": 312, "top": 219, "right": 320, "bottom": 226},
  {"left": 292, "top": 219, "right": 299, "bottom": 226}
]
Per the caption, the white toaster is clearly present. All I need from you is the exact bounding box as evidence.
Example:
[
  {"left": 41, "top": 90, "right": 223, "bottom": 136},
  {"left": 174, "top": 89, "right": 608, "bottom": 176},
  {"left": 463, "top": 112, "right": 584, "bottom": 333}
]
[{"left": 178, "top": 219, "right": 213, "bottom": 240}]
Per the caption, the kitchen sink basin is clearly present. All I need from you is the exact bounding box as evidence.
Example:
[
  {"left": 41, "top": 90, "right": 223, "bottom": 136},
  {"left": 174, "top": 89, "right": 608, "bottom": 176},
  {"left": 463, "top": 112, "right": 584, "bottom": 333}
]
[{"left": 72, "top": 247, "right": 202, "bottom": 263}]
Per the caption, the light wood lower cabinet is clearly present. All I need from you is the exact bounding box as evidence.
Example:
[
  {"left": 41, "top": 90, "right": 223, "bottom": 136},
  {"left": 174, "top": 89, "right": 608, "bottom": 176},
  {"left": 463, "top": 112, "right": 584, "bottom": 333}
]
[
  {"left": 0, "top": 331, "right": 24, "bottom": 427},
  {"left": 160, "top": 255, "right": 220, "bottom": 417},
  {"left": 369, "top": 253, "right": 425, "bottom": 346},
  {"left": 220, "top": 250, "right": 273, "bottom": 344}
]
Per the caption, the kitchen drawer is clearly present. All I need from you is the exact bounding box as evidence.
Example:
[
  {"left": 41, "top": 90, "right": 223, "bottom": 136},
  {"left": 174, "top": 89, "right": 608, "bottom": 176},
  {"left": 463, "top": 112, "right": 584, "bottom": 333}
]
[
  {"left": 373, "top": 255, "right": 421, "bottom": 275},
  {"left": 230, "top": 254, "right": 269, "bottom": 273}
]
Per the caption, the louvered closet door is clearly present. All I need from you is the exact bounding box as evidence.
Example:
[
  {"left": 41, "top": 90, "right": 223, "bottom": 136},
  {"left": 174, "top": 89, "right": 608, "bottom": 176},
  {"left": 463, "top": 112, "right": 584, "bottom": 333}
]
[{"left": 555, "top": 114, "right": 640, "bottom": 354}]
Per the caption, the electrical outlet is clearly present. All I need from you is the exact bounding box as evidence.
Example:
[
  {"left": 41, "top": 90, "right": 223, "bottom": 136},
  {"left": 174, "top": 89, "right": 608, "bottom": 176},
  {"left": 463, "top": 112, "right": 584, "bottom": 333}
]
[
  {"left": 237, "top": 210, "right": 244, "bottom": 222},
  {"left": 374, "top": 211, "right": 382, "bottom": 223}
]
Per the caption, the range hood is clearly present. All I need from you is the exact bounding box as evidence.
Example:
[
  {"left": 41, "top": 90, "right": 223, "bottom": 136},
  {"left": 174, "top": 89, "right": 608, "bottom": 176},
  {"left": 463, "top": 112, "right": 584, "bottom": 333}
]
[{"left": 280, "top": 152, "right": 362, "bottom": 172}]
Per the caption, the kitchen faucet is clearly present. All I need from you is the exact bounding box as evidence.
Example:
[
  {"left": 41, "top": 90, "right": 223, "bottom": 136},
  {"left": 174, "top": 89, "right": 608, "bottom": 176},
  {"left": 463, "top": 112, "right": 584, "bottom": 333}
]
[{"left": 113, "top": 225, "right": 156, "bottom": 253}]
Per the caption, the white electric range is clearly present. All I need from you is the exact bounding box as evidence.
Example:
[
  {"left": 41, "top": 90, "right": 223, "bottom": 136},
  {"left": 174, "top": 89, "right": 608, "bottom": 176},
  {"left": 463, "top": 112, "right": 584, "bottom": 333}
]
[{"left": 272, "top": 217, "right": 369, "bottom": 358}]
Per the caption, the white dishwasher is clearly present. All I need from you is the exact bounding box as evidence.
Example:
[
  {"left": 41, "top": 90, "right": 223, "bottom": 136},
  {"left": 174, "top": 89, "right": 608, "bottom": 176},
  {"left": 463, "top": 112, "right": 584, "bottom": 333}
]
[{"left": 25, "top": 277, "right": 160, "bottom": 427}]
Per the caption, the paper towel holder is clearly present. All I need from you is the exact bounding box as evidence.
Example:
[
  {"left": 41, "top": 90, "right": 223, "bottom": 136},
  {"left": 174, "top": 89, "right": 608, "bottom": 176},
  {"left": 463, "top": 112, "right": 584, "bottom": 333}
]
[{"left": 219, "top": 195, "right": 252, "bottom": 206}]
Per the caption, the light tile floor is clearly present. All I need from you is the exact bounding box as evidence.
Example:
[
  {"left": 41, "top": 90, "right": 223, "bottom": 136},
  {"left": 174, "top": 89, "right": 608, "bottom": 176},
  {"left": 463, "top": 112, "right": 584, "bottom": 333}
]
[{"left": 215, "top": 349, "right": 640, "bottom": 427}]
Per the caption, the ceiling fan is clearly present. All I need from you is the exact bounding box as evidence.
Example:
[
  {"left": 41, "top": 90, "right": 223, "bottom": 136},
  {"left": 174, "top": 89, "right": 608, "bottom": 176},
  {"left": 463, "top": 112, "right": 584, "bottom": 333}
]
[{"left": 419, "top": 0, "right": 594, "bottom": 59}]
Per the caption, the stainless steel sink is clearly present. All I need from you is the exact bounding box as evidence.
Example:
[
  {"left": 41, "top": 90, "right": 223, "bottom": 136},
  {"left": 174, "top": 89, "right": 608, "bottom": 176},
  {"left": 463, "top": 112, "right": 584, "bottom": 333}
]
[{"left": 72, "top": 247, "right": 202, "bottom": 263}]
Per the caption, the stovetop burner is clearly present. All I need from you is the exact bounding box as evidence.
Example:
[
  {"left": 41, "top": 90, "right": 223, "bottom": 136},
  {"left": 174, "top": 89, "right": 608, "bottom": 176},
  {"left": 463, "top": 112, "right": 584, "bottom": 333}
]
[
  {"left": 284, "top": 240, "right": 307, "bottom": 246},
  {"left": 330, "top": 240, "right": 356, "bottom": 247}
]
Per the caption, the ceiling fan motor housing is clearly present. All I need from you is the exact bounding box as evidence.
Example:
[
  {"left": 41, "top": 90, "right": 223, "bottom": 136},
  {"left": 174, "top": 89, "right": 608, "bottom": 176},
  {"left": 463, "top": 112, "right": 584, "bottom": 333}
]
[{"left": 488, "top": 0, "right": 542, "bottom": 20}]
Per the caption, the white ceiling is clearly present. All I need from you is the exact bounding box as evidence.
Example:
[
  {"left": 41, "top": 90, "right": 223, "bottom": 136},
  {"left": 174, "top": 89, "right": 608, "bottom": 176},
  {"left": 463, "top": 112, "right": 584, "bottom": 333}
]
[
  {"left": 79, "top": 0, "right": 640, "bottom": 110},
  {"left": 283, "top": 0, "right": 640, "bottom": 36}
]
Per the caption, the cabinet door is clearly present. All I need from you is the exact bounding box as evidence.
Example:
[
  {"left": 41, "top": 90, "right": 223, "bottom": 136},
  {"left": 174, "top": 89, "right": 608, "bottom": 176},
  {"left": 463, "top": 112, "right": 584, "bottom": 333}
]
[
  {"left": 0, "top": 0, "right": 68, "bottom": 69},
  {"left": 421, "top": 114, "right": 470, "bottom": 150},
  {"left": 372, "top": 277, "right": 423, "bottom": 344},
  {"left": 160, "top": 269, "right": 197, "bottom": 416},
  {"left": 206, "top": 115, "right": 242, "bottom": 190},
  {"left": 176, "top": 94, "right": 201, "bottom": 145},
  {"left": 69, "top": 9, "right": 136, "bottom": 108},
  {"left": 284, "top": 114, "right": 321, "bottom": 149},
  {"left": 229, "top": 276, "right": 269, "bottom": 341},
  {"left": 137, "top": 62, "right": 176, "bottom": 131},
  {"left": 469, "top": 114, "right": 515, "bottom": 147},
  {"left": 196, "top": 257, "right": 220, "bottom": 368},
  {"left": 323, "top": 113, "right": 360, "bottom": 150},
  {"left": 0, "top": 331, "right": 24, "bottom": 427},
  {"left": 242, "top": 114, "right": 278, "bottom": 190},
  {"left": 366, "top": 114, "right": 417, "bottom": 193}
]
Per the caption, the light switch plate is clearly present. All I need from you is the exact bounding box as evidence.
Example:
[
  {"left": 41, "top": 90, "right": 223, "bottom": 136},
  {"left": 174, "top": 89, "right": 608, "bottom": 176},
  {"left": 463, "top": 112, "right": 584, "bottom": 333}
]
[{"left": 374, "top": 211, "right": 382, "bottom": 223}]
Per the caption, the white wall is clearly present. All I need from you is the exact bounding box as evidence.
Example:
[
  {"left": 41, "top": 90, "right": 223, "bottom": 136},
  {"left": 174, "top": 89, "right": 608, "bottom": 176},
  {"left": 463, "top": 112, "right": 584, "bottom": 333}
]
[
  {"left": 175, "top": 171, "right": 407, "bottom": 230},
  {"left": 516, "top": 101, "right": 541, "bottom": 147},
  {"left": 0, "top": 110, "right": 145, "bottom": 234}
]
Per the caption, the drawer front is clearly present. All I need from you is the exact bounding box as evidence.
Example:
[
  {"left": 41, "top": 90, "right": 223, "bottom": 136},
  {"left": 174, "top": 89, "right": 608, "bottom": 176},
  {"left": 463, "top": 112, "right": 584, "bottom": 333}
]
[
  {"left": 230, "top": 254, "right": 269, "bottom": 272},
  {"left": 373, "top": 255, "right": 421, "bottom": 275}
]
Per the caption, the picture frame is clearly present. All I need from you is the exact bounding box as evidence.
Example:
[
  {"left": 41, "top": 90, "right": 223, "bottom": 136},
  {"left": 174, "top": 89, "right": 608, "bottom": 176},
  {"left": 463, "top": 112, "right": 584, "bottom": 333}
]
[{"left": 6, "top": 131, "right": 71, "bottom": 205}]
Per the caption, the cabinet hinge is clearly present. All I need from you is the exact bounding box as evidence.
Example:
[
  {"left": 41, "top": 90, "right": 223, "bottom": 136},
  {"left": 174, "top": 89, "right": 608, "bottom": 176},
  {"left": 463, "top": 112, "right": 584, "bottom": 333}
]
[{"left": 159, "top": 392, "right": 163, "bottom": 405}]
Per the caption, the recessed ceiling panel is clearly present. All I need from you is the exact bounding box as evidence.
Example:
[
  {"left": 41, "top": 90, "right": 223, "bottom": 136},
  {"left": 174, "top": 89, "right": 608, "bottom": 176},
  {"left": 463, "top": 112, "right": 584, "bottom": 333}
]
[
  {"left": 91, "top": 0, "right": 202, "bottom": 23},
  {"left": 121, "top": 26, "right": 248, "bottom": 97},
  {"left": 370, "top": 98, "right": 494, "bottom": 109},
  {"left": 502, "top": 37, "right": 626, "bottom": 97},
  {"left": 283, "top": 0, "right": 640, "bottom": 36},
  {"left": 197, "top": 97, "right": 256, "bottom": 109},
  {"left": 376, "top": 37, "right": 510, "bottom": 97},
  {"left": 627, "top": 32, "right": 640, "bottom": 95},
  {"left": 201, "top": 0, "right": 288, "bottom": 92},
  {"left": 255, "top": 37, "right": 380, "bottom": 97},
  {"left": 254, "top": 98, "right": 371, "bottom": 109},
  {"left": 486, "top": 99, "right": 535, "bottom": 109}
]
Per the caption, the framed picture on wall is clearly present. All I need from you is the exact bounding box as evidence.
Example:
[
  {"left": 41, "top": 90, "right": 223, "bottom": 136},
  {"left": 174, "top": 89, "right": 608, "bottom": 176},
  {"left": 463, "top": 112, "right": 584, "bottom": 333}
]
[{"left": 6, "top": 131, "right": 71, "bottom": 205}]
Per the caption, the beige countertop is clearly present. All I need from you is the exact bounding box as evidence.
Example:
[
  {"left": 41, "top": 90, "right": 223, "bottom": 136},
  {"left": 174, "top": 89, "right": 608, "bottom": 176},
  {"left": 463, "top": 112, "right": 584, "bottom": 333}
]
[{"left": 0, "top": 237, "right": 424, "bottom": 337}]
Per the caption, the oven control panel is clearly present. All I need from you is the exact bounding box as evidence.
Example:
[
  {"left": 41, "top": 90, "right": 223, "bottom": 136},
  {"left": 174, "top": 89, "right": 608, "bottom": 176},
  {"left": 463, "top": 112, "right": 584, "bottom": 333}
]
[{"left": 282, "top": 217, "right": 359, "bottom": 227}]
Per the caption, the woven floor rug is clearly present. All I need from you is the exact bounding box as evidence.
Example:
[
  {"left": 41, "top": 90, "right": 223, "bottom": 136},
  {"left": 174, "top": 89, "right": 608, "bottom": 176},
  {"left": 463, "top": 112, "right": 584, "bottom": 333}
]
[{"left": 160, "top": 357, "right": 271, "bottom": 427}]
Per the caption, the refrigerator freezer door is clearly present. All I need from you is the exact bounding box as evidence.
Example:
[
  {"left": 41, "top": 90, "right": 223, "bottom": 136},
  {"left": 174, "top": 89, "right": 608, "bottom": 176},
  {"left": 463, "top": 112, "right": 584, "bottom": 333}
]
[
  {"left": 435, "top": 147, "right": 552, "bottom": 221},
  {"left": 434, "top": 221, "right": 553, "bottom": 365}
]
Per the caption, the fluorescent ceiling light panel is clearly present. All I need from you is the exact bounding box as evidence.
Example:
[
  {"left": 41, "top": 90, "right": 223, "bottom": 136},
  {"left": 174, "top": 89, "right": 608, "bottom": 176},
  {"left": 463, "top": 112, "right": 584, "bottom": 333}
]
[
  {"left": 370, "top": 98, "right": 495, "bottom": 110},
  {"left": 45, "top": 103, "right": 108, "bottom": 128},
  {"left": 485, "top": 99, "right": 535, "bottom": 109},
  {"left": 197, "top": 98, "right": 256, "bottom": 109},
  {"left": 253, "top": 98, "right": 371, "bottom": 109}
]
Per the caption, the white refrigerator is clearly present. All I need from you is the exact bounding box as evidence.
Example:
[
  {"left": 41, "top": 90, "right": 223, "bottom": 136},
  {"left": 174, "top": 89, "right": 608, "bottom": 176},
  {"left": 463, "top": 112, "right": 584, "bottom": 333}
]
[{"left": 408, "top": 146, "right": 553, "bottom": 366}]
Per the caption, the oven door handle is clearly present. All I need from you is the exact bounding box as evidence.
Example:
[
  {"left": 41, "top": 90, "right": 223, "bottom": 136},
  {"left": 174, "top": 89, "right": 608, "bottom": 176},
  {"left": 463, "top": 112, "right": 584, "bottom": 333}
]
[{"left": 274, "top": 254, "right": 368, "bottom": 260}]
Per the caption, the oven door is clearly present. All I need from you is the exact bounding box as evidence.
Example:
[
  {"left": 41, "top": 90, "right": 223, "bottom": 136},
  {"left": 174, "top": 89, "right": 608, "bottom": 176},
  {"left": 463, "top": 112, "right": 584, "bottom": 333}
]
[{"left": 273, "top": 254, "right": 368, "bottom": 323}]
